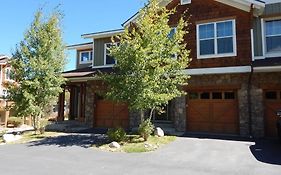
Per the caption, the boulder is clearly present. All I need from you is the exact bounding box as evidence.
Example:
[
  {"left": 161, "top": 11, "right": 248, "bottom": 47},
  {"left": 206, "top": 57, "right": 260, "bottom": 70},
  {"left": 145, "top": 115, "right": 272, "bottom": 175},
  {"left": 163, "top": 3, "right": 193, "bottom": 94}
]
[
  {"left": 154, "top": 127, "right": 164, "bottom": 137},
  {"left": 109, "top": 141, "right": 121, "bottom": 149},
  {"left": 3, "top": 134, "right": 22, "bottom": 143}
]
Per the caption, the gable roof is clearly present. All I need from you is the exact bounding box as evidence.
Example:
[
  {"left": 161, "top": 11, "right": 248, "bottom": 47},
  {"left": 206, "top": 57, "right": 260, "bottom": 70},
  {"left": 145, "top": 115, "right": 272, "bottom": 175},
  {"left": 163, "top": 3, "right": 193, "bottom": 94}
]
[{"left": 122, "top": 0, "right": 265, "bottom": 27}]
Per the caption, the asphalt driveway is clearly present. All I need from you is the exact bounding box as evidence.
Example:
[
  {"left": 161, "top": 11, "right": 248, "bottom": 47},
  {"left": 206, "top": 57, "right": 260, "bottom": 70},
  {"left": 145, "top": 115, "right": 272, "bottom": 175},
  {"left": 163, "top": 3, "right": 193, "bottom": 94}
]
[{"left": 0, "top": 134, "right": 281, "bottom": 175}]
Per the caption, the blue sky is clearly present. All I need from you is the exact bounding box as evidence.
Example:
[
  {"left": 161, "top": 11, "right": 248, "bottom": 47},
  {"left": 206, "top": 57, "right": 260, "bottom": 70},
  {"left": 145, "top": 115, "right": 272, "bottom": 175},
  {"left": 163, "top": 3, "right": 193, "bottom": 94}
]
[{"left": 0, "top": 0, "right": 146, "bottom": 71}]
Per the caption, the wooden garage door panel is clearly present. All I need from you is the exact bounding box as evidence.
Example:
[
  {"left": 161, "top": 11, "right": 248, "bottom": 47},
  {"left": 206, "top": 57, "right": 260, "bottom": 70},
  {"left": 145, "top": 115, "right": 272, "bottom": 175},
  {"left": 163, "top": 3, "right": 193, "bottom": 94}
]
[
  {"left": 188, "top": 101, "right": 211, "bottom": 122},
  {"left": 187, "top": 91, "right": 238, "bottom": 135},
  {"left": 187, "top": 122, "right": 211, "bottom": 133},
  {"left": 265, "top": 101, "right": 281, "bottom": 137},
  {"left": 213, "top": 101, "right": 238, "bottom": 123},
  {"left": 95, "top": 100, "right": 129, "bottom": 128}
]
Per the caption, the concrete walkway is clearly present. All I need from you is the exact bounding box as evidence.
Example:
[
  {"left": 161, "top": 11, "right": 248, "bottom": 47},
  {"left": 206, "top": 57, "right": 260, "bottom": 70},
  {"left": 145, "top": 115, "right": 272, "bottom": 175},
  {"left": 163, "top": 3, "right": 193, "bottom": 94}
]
[{"left": 0, "top": 135, "right": 280, "bottom": 175}]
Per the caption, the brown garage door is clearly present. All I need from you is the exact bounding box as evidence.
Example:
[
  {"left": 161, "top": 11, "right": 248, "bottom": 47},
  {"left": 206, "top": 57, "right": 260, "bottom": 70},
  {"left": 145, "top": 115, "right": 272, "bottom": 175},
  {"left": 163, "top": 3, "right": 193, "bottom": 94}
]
[
  {"left": 94, "top": 99, "right": 129, "bottom": 129},
  {"left": 187, "top": 91, "right": 239, "bottom": 134},
  {"left": 264, "top": 91, "right": 281, "bottom": 138}
]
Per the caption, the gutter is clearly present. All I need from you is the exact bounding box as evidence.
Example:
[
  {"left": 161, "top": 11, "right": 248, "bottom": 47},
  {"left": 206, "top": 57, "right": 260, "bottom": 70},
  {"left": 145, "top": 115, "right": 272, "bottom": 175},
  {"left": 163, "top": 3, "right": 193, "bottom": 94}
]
[{"left": 248, "top": 4, "right": 255, "bottom": 138}]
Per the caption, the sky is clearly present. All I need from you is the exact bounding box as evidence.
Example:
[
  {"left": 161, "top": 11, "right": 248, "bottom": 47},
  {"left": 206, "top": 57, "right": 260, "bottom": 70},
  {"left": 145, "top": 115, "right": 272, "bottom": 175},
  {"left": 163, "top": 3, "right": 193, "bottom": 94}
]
[{"left": 0, "top": 0, "right": 146, "bottom": 71}]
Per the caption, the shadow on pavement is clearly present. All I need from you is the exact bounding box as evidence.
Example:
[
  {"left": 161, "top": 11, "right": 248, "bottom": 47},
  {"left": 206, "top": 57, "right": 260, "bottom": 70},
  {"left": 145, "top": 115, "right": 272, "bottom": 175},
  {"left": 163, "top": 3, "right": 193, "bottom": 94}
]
[
  {"left": 27, "top": 134, "right": 108, "bottom": 148},
  {"left": 250, "top": 139, "right": 281, "bottom": 165}
]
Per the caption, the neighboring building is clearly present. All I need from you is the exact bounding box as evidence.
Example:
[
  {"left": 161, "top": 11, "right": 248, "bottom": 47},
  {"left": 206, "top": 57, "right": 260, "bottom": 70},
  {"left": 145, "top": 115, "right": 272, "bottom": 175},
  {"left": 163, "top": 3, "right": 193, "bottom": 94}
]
[
  {"left": 60, "top": 0, "right": 281, "bottom": 138},
  {"left": 0, "top": 55, "right": 13, "bottom": 126}
]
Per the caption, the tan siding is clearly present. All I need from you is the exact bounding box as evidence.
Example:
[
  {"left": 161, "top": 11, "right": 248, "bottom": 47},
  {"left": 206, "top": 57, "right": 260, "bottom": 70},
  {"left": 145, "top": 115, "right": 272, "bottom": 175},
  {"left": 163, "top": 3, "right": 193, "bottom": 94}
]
[
  {"left": 264, "top": 3, "right": 281, "bottom": 16},
  {"left": 94, "top": 37, "right": 111, "bottom": 67},
  {"left": 253, "top": 17, "right": 263, "bottom": 57}
]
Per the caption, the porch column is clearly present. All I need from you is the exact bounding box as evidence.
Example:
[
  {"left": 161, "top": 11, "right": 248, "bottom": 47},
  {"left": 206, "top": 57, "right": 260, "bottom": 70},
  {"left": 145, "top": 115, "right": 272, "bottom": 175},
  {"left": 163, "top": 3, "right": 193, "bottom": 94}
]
[
  {"left": 68, "top": 86, "right": 75, "bottom": 120},
  {"left": 79, "top": 83, "right": 86, "bottom": 122},
  {"left": 57, "top": 87, "right": 65, "bottom": 121}
]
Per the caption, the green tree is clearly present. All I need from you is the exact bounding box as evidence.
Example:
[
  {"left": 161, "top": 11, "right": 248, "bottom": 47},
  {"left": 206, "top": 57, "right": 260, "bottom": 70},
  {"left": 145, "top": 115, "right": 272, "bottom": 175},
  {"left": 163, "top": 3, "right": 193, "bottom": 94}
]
[
  {"left": 102, "top": 0, "right": 190, "bottom": 121},
  {"left": 7, "top": 9, "right": 66, "bottom": 132}
]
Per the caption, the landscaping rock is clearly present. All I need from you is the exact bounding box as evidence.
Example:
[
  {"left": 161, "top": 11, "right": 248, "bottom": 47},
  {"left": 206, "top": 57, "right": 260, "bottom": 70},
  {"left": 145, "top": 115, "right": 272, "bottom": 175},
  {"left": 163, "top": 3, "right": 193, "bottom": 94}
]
[
  {"left": 109, "top": 141, "right": 120, "bottom": 149},
  {"left": 154, "top": 127, "right": 164, "bottom": 137},
  {"left": 3, "top": 134, "right": 22, "bottom": 143},
  {"left": 144, "top": 143, "right": 152, "bottom": 148}
]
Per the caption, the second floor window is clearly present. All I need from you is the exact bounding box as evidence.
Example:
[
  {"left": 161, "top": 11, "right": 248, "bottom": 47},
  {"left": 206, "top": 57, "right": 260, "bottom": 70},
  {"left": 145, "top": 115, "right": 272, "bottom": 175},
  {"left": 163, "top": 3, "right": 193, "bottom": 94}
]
[
  {"left": 265, "top": 19, "right": 281, "bottom": 54},
  {"left": 104, "top": 43, "right": 117, "bottom": 65},
  {"left": 197, "top": 19, "right": 236, "bottom": 59},
  {"left": 80, "top": 51, "right": 93, "bottom": 64},
  {"left": 5, "top": 68, "right": 12, "bottom": 80}
]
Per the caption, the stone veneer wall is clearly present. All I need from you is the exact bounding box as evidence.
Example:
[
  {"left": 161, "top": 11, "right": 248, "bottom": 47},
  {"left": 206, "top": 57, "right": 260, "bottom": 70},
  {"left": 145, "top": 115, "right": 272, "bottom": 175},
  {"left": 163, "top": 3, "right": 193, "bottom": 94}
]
[
  {"left": 84, "top": 82, "right": 95, "bottom": 127},
  {"left": 171, "top": 96, "right": 186, "bottom": 132}
]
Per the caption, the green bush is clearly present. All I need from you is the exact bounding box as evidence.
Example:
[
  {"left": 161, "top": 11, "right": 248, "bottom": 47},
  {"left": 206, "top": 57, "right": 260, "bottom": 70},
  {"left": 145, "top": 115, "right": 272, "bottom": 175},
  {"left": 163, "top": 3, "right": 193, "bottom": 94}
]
[
  {"left": 106, "top": 127, "right": 127, "bottom": 142},
  {"left": 138, "top": 119, "right": 154, "bottom": 141},
  {"left": 7, "top": 117, "right": 22, "bottom": 127}
]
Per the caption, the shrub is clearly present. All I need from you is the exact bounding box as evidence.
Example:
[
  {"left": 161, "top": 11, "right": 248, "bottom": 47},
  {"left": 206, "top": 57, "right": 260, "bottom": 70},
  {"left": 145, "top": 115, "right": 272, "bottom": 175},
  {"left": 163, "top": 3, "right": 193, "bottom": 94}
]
[
  {"left": 7, "top": 117, "right": 22, "bottom": 128},
  {"left": 38, "top": 118, "right": 50, "bottom": 134},
  {"left": 138, "top": 119, "right": 154, "bottom": 141},
  {"left": 106, "top": 127, "right": 127, "bottom": 142}
]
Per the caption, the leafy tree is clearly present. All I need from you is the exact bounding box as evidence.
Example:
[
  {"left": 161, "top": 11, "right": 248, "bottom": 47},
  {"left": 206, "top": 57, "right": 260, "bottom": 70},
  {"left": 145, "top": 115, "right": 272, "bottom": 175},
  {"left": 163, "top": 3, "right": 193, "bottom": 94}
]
[
  {"left": 102, "top": 0, "right": 190, "bottom": 121},
  {"left": 7, "top": 9, "right": 66, "bottom": 132}
]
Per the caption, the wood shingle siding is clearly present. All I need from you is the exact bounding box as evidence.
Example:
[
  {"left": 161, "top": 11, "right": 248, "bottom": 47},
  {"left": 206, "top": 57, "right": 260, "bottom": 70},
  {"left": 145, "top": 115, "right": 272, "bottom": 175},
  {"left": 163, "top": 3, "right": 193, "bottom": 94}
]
[{"left": 167, "top": 0, "right": 252, "bottom": 68}]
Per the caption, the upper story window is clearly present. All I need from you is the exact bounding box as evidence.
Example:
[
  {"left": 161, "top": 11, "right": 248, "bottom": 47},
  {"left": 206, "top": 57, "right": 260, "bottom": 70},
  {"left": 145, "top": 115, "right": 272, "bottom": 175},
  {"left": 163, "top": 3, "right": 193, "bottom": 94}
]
[
  {"left": 5, "top": 68, "right": 12, "bottom": 81},
  {"left": 168, "top": 27, "right": 176, "bottom": 39},
  {"left": 265, "top": 19, "right": 281, "bottom": 55},
  {"left": 197, "top": 19, "right": 236, "bottom": 59},
  {"left": 104, "top": 43, "right": 117, "bottom": 66},
  {"left": 181, "top": 0, "right": 191, "bottom": 5},
  {"left": 79, "top": 51, "right": 93, "bottom": 64}
]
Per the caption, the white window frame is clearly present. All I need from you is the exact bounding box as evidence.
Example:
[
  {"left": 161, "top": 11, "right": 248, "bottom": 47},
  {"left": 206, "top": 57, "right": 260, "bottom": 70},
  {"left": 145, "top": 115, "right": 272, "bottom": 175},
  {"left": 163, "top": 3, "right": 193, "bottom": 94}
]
[
  {"left": 196, "top": 19, "right": 237, "bottom": 59},
  {"left": 5, "top": 67, "right": 12, "bottom": 81},
  {"left": 181, "top": 0, "right": 191, "bottom": 5},
  {"left": 79, "top": 51, "right": 93, "bottom": 64},
  {"left": 104, "top": 43, "right": 118, "bottom": 66},
  {"left": 261, "top": 17, "right": 281, "bottom": 58}
]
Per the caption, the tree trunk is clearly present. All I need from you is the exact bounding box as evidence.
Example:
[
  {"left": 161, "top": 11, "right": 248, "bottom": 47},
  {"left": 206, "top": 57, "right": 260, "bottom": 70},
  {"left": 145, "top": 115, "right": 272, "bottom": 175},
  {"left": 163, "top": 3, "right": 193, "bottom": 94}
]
[
  {"left": 140, "top": 110, "right": 144, "bottom": 122},
  {"left": 148, "top": 107, "right": 155, "bottom": 122}
]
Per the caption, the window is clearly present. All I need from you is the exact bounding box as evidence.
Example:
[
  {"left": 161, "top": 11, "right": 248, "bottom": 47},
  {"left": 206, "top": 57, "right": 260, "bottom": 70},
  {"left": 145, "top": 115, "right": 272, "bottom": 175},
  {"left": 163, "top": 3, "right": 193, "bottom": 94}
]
[
  {"left": 212, "top": 92, "right": 222, "bottom": 99},
  {"left": 265, "top": 91, "right": 278, "bottom": 100},
  {"left": 5, "top": 68, "right": 12, "bottom": 80},
  {"left": 181, "top": 0, "right": 191, "bottom": 5},
  {"left": 168, "top": 27, "right": 176, "bottom": 39},
  {"left": 104, "top": 43, "right": 117, "bottom": 65},
  {"left": 2, "top": 89, "right": 8, "bottom": 98},
  {"left": 79, "top": 51, "right": 93, "bottom": 64},
  {"left": 265, "top": 19, "right": 281, "bottom": 54},
  {"left": 197, "top": 20, "right": 236, "bottom": 59}
]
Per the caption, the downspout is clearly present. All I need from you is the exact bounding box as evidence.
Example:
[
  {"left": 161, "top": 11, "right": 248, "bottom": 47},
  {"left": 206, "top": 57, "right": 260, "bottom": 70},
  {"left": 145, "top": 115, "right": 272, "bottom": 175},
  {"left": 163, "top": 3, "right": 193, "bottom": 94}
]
[{"left": 248, "top": 4, "right": 254, "bottom": 138}]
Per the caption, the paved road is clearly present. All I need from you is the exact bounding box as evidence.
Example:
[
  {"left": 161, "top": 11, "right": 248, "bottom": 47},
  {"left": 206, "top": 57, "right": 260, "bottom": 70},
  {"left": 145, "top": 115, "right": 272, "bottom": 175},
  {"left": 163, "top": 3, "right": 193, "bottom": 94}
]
[{"left": 0, "top": 134, "right": 281, "bottom": 175}]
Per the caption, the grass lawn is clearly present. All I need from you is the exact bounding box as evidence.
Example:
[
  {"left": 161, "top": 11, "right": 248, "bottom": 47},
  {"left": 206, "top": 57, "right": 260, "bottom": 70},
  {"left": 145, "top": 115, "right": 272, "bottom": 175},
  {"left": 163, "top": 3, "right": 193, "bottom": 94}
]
[{"left": 94, "top": 135, "right": 176, "bottom": 153}]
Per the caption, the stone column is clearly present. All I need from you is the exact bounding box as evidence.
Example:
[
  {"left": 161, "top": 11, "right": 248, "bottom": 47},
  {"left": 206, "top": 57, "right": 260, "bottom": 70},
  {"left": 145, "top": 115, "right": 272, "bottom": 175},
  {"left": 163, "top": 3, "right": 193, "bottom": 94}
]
[
  {"left": 173, "top": 96, "right": 186, "bottom": 132},
  {"left": 250, "top": 86, "right": 264, "bottom": 138},
  {"left": 85, "top": 83, "right": 95, "bottom": 127},
  {"left": 238, "top": 84, "right": 249, "bottom": 137},
  {"left": 129, "top": 111, "right": 141, "bottom": 129}
]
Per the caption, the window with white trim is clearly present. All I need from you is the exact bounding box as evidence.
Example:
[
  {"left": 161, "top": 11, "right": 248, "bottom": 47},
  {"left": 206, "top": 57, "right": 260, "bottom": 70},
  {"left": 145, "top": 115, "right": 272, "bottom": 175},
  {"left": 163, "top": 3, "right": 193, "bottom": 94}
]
[
  {"left": 5, "top": 68, "right": 12, "bottom": 80},
  {"left": 104, "top": 43, "right": 117, "bottom": 65},
  {"left": 265, "top": 19, "right": 281, "bottom": 53},
  {"left": 181, "top": 0, "right": 191, "bottom": 5},
  {"left": 2, "top": 89, "right": 8, "bottom": 98},
  {"left": 197, "top": 19, "right": 236, "bottom": 59},
  {"left": 79, "top": 51, "right": 93, "bottom": 64}
]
